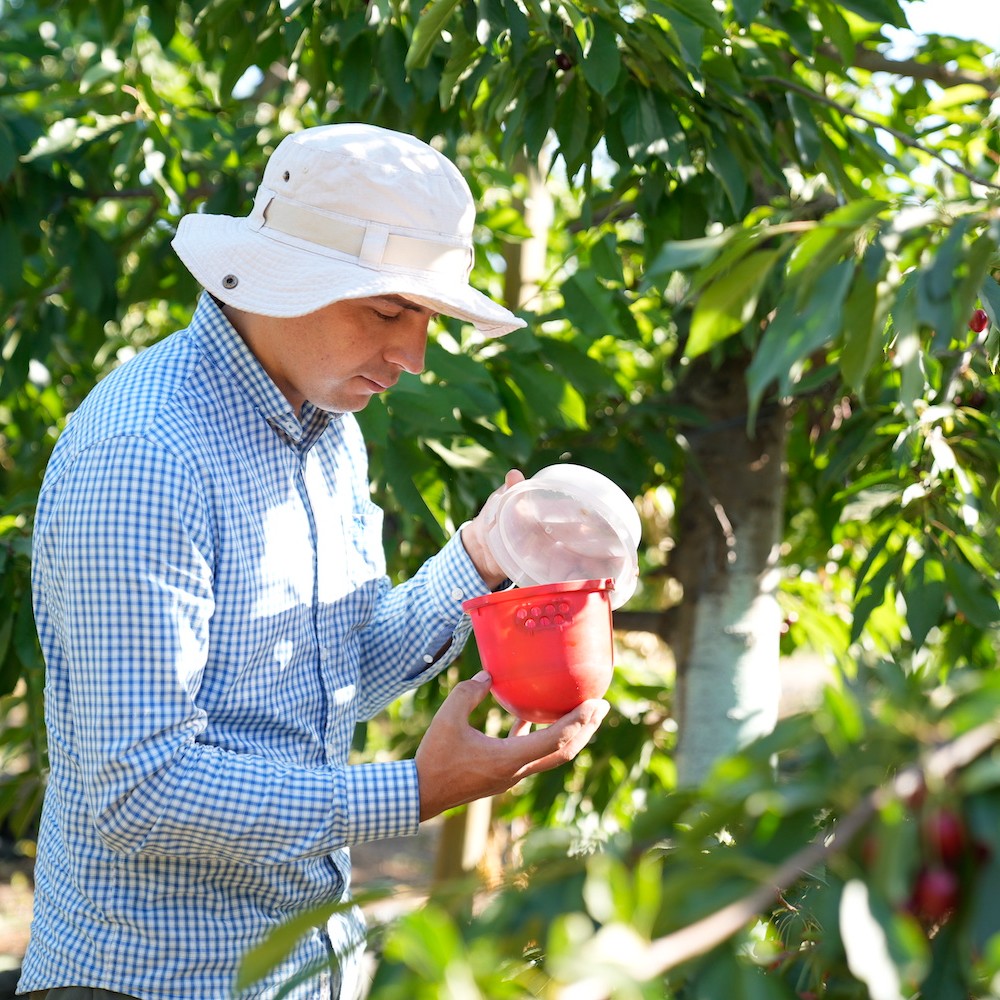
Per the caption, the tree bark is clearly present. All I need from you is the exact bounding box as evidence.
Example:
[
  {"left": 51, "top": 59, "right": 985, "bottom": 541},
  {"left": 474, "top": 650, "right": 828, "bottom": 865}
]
[{"left": 665, "top": 355, "right": 789, "bottom": 786}]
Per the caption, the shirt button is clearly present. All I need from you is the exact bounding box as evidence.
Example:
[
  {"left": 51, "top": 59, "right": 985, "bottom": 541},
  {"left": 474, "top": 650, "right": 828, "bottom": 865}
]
[{"left": 451, "top": 588, "right": 464, "bottom": 601}]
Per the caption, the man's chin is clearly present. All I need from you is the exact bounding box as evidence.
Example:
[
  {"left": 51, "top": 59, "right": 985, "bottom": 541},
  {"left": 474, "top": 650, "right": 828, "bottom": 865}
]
[{"left": 313, "top": 394, "right": 372, "bottom": 415}]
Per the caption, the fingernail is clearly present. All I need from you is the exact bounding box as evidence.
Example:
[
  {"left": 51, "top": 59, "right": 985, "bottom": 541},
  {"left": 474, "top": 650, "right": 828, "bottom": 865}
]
[{"left": 473, "top": 670, "right": 491, "bottom": 682}]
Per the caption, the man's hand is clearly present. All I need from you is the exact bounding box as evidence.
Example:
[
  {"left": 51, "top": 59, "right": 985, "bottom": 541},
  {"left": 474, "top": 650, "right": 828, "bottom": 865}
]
[
  {"left": 414, "top": 670, "right": 610, "bottom": 821},
  {"left": 461, "top": 469, "right": 525, "bottom": 589}
]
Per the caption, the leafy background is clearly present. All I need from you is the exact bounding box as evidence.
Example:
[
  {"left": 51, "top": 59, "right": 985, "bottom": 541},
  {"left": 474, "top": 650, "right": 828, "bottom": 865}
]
[{"left": 2, "top": 0, "right": 1000, "bottom": 996}]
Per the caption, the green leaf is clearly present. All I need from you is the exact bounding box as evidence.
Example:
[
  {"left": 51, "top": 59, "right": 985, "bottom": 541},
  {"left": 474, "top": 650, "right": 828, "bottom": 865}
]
[
  {"left": 340, "top": 32, "right": 377, "bottom": 109},
  {"left": 842, "top": 234, "right": 888, "bottom": 379},
  {"left": 986, "top": 325, "right": 1000, "bottom": 372},
  {"left": 381, "top": 906, "right": 466, "bottom": 978},
  {"left": 543, "top": 340, "right": 619, "bottom": 397},
  {"left": 424, "top": 438, "right": 494, "bottom": 470},
  {"left": 787, "top": 92, "right": 822, "bottom": 166},
  {"left": 978, "top": 275, "right": 1000, "bottom": 329},
  {"left": 560, "top": 270, "right": 622, "bottom": 341},
  {"left": 553, "top": 72, "right": 591, "bottom": 176},
  {"left": 0, "top": 118, "right": 18, "bottom": 182},
  {"left": 852, "top": 543, "right": 905, "bottom": 643},
  {"left": 514, "top": 364, "right": 588, "bottom": 430},
  {"left": 521, "top": 66, "right": 557, "bottom": 161},
  {"left": 0, "top": 613, "right": 16, "bottom": 697},
  {"left": 980, "top": 275, "right": 1000, "bottom": 371},
  {"left": 732, "top": 0, "right": 764, "bottom": 26},
  {"left": 386, "top": 380, "right": 466, "bottom": 435},
  {"left": 685, "top": 248, "right": 782, "bottom": 359},
  {"left": 406, "top": 0, "right": 462, "bottom": 71},
  {"left": 620, "top": 87, "right": 669, "bottom": 162},
  {"left": 0, "top": 221, "right": 23, "bottom": 296},
  {"left": 838, "top": 0, "right": 908, "bottom": 27},
  {"left": 922, "top": 219, "right": 970, "bottom": 349},
  {"left": 787, "top": 200, "right": 886, "bottom": 303},
  {"left": 747, "top": 260, "right": 854, "bottom": 425},
  {"left": 660, "top": 0, "right": 724, "bottom": 35},
  {"left": 590, "top": 232, "right": 627, "bottom": 288},
  {"left": 665, "top": 10, "right": 706, "bottom": 71},
  {"left": 643, "top": 232, "right": 732, "bottom": 286},
  {"left": 706, "top": 139, "right": 747, "bottom": 214},
  {"left": 952, "top": 231, "right": 996, "bottom": 339},
  {"left": 582, "top": 17, "right": 621, "bottom": 97},
  {"left": 839, "top": 270, "right": 882, "bottom": 395},
  {"left": 146, "top": 2, "right": 177, "bottom": 46},
  {"left": 378, "top": 25, "right": 414, "bottom": 111},
  {"left": 903, "top": 554, "right": 946, "bottom": 648},
  {"left": 385, "top": 435, "right": 448, "bottom": 540},
  {"left": 686, "top": 943, "right": 791, "bottom": 999},
  {"left": 944, "top": 560, "right": 1000, "bottom": 629},
  {"left": 816, "top": 0, "right": 855, "bottom": 63}
]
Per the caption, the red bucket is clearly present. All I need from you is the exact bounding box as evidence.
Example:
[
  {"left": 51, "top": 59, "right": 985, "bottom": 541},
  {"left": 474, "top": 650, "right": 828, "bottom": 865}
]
[{"left": 462, "top": 578, "right": 615, "bottom": 724}]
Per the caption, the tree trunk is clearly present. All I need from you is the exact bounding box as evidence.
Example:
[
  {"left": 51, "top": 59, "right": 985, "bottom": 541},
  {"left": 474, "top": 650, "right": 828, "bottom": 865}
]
[{"left": 665, "top": 355, "right": 789, "bottom": 786}]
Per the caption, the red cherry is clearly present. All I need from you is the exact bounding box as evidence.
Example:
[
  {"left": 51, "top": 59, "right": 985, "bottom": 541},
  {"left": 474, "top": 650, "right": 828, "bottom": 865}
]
[
  {"left": 969, "top": 307, "right": 989, "bottom": 333},
  {"left": 909, "top": 866, "right": 960, "bottom": 923},
  {"left": 923, "top": 808, "right": 966, "bottom": 867}
]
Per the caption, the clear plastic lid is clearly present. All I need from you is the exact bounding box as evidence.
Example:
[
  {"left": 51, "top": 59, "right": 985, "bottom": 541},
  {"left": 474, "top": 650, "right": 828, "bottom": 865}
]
[{"left": 482, "top": 464, "right": 641, "bottom": 609}]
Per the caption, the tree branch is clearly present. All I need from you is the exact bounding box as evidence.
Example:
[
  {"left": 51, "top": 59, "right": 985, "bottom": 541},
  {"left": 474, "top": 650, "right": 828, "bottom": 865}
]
[
  {"left": 759, "top": 75, "right": 1000, "bottom": 192},
  {"left": 832, "top": 43, "right": 1000, "bottom": 92}
]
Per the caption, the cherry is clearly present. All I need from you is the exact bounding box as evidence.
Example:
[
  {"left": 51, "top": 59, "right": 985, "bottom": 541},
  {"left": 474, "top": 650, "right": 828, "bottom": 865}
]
[
  {"left": 908, "top": 866, "right": 960, "bottom": 924},
  {"left": 923, "top": 807, "right": 966, "bottom": 867},
  {"left": 554, "top": 51, "right": 574, "bottom": 71},
  {"left": 969, "top": 307, "right": 989, "bottom": 333}
]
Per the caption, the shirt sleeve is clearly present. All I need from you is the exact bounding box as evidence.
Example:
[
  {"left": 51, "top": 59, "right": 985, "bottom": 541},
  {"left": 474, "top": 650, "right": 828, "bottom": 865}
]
[
  {"left": 353, "top": 526, "right": 491, "bottom": 720},
  {"left": 34, "top": 434, "right": 422, "bottom": 862}
]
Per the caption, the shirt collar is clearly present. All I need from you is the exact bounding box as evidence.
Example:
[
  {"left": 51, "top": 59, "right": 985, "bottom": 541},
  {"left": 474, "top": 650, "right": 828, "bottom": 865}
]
[{"left": 189, "top": 293, "right": 335, "bottom": 447}]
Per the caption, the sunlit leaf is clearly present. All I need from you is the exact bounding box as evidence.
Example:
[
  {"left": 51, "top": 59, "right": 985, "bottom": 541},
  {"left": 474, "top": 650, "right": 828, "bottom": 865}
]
[
  {"left": 685, "top": 248, "right": 781, "bottom": 359},
  {"left": 747, "top": 260, "right": 854, "bottom": 424},
  {"left": 406, "top": 0, "right": 463, "bottom": 71},
  {"left": 582, "top": 16, "right": 622, "bottom": 97},
  {"left": 903, "top": 554, "right": 946, "bottom": 648}
]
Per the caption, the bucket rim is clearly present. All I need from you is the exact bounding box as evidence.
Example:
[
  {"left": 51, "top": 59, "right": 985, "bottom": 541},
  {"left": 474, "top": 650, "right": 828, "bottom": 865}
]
[{"left": 461, "top": 577, "right": 615, "bottom": 613}]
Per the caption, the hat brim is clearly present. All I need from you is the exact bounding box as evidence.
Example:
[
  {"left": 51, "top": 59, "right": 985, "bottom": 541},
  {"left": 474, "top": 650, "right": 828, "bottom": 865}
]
[{"left": 172, "top": 214, "right": 526, "bottom": 336}]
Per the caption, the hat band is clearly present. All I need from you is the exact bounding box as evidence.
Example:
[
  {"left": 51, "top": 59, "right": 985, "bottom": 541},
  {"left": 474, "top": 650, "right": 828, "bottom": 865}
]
[{"left": 259, "top": 196, "right": 473, "bottom": 278}]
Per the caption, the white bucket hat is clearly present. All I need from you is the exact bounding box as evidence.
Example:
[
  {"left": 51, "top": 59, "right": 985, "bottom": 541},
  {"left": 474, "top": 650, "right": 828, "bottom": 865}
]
[{"left": 171, "top": 123, "right": 525, "bottom": 336}]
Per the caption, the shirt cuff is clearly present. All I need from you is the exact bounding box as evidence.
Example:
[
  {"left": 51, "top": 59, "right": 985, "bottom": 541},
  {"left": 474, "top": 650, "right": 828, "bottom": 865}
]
[
  {"left": 424, "top": 526, "right": 494, "bottom": 615},
  {"left": 343, "top": 759, "right": 421, "bottom": 844}
]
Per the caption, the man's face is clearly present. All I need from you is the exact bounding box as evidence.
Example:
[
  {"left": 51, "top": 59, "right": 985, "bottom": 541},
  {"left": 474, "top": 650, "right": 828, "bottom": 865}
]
[{"left": 233, "top": 294, "right": 435, "bottom": 415}]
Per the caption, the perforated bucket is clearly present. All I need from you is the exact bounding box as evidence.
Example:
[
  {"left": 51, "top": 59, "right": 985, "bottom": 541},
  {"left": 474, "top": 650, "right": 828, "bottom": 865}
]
[{"left": 462, "top": 578, "right": 614, "bottom": 724}]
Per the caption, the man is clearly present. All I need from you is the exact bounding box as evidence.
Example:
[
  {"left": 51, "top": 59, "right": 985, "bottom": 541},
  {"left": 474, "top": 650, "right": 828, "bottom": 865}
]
[{"left": 18, "top": 123, "right": 609, "bottom": 1000}]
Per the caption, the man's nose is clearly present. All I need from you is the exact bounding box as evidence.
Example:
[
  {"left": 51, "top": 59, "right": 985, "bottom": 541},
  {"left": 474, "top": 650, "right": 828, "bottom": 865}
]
[{"left": 384, "top": 321, "right": 429, "bottom": 374}]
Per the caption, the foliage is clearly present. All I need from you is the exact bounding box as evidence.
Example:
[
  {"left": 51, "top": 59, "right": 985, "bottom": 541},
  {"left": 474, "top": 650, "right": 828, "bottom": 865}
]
[
  {"left": 242, "top": 656, "right": 1000, "bottom": 997},
  {"left": 2, "top": 0, "right": 1000, "bottom": 994}
]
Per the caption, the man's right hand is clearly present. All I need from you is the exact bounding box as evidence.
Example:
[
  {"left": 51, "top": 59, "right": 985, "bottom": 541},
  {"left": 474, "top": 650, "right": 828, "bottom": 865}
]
[{"left": 414, "top": 670, "right": 610, "bottom": 822}]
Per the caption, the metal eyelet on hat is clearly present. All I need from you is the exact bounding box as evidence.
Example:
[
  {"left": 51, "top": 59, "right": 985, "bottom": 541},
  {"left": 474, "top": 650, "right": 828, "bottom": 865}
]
[{"left": 222, "top": 274, "right": 239, "bottom": 289}]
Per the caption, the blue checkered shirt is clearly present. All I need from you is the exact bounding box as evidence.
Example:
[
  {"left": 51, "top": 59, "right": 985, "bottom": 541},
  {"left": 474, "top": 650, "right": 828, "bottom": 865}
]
[{"left": 19, "top": 294, "right": 487, "bottom": 999}]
